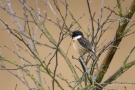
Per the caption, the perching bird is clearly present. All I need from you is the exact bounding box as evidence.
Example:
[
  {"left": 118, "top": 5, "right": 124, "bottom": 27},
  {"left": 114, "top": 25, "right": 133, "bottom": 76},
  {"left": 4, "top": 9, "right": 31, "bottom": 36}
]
[{"left": 72, "top": 30, "right": 96, "bottom": 60}]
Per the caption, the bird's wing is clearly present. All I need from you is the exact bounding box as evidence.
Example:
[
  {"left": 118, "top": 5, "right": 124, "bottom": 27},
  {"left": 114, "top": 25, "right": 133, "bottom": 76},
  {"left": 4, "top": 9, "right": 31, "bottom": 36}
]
[
  {"left": 78, "top": 38, "right": 97, "bottom": 60},
  {"left": 78, "top": 38, "right": 92, "bottom": 51}
]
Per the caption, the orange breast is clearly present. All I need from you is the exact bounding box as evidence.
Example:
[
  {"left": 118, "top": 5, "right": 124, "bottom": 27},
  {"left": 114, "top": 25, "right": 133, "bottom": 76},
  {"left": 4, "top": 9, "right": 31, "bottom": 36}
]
[
  {"left": 72, "top": 40, "right": 87, "bottom": 55},
  {"left": 72, "top": 40, "right": 76, "bottom": 43}
]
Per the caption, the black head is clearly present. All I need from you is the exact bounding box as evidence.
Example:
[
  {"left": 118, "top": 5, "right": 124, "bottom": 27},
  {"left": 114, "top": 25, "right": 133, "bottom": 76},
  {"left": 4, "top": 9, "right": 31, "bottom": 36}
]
[{"left": 72, "top": 30, "right": 84, "bottom": 38}]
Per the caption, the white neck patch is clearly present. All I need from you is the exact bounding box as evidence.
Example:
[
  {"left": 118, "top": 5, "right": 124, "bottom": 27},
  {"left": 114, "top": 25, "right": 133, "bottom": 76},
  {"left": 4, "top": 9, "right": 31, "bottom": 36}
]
[{"left": 73, "top": 35, "right": 82, "bottom": 40}]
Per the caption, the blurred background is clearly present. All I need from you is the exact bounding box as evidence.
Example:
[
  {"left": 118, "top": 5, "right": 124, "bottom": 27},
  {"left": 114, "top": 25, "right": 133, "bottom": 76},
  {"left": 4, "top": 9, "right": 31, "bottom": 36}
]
[{"left": 0, "top": 0, "right": 135, "bottom": 90}]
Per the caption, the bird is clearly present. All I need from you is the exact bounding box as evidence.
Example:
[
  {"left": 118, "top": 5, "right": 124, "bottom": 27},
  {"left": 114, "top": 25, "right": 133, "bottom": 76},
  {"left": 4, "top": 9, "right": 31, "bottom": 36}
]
[{"left": 71, "top": 30, "right": 96, "bottom": 60}]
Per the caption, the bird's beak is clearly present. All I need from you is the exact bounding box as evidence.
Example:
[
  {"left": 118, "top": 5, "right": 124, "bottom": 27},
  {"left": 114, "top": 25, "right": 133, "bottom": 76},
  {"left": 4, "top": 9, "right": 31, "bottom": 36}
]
[{"left": 69, "top": 31, "right": 73, "bottom": 37}]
